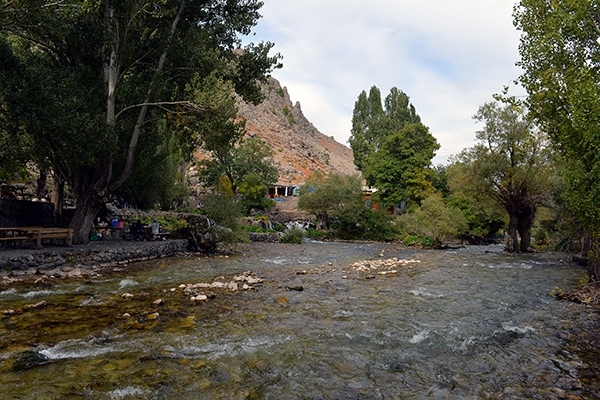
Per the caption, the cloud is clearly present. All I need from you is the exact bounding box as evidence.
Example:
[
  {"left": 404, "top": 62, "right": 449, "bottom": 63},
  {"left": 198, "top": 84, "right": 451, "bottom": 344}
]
[{"left": 244, "top": 0, "right": 524, "bottom": 164}]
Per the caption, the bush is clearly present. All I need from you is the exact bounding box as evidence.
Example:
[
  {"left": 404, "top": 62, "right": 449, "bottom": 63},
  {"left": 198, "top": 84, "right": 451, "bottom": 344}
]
[
  {"left": 403, "top": 234, "right": 435, "bottom": 248},
  {"left": 306, "top": 228, "right": 335, "bottom": 241},
  {"left": 397, "top": 195, "right": 468, "bottom": 247},
  {"left": 336, "top": 208, "right": 400, "bottom": 241},
  {"left": 279, "top": 226, "right": 305, "bottom": 244}
]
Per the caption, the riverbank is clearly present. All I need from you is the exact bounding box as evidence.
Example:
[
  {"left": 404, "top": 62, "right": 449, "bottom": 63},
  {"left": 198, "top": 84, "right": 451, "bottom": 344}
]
[{"left": 0, "top": 239, "right": 189, "bottom": 282}]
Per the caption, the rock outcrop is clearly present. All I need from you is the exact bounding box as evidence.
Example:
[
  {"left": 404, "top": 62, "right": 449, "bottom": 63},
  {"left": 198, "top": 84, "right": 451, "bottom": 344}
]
[
  {"left": 236, "top": 77, "right": 357, "bottom": 185},
  {"left": 188, "top": 77, "right": 357, "bottom": 191}
]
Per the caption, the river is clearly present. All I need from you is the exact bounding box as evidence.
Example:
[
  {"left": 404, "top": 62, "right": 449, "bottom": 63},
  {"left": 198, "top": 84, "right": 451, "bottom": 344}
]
[{"left": 0, "top": 242, "right": 598, "bottom": 399}]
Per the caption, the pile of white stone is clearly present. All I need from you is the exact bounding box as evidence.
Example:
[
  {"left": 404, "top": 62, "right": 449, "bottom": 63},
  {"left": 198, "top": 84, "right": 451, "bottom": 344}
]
[
  {"left": 172, "top": 270, "right": 265, "bottom": 302},
  {"left": 347, "top": 257, "right": 420, "bottom": 276}
]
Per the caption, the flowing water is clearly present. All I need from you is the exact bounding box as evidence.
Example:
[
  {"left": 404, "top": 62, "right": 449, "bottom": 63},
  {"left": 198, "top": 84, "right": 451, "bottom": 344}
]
[{"left": 0, "top": 242, "right": 598, "bottom": 399}]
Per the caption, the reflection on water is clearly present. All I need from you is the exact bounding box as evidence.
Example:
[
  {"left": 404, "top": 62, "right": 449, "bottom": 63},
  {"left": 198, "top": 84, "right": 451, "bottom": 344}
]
[{"left": 0, "top": 242, "right": 598, "bottom": 399}]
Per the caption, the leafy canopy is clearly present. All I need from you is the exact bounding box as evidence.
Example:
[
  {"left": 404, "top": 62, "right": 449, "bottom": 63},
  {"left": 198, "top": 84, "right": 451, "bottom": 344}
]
[
  {"left": 349, "top": 86, "right": 438, "bottom": 206},
  {"left": 514, "top": 0, "right": 600, "bottom": 239},
  {"left": 449, "top": 100, "right": 555, "bottom": 251},
  {"left": 0, "top": 0, "right": 282, "bottom": 242},
  {"left": 298, "top": 172, "right": 363, "bottom": 230}
]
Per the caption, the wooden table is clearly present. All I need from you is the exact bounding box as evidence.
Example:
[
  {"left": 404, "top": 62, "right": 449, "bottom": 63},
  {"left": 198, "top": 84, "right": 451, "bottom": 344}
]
[{"left": 0, "top": 227, "right": 72, "bottom": 249}]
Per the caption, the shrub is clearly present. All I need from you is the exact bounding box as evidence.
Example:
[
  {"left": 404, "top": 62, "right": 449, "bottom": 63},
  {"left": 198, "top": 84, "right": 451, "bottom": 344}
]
[
  {"left": 398, "top": 194, "right": 468, "bottom": 247},
  {"left": 306, "top": 228, "right": 335, "bottom": 241},
  {"left": 280, "top": 226, "right": 305, "bottom": 244},
  {"left": 403, "top": 234, "right": 435, "bottom": 248},
  {"left": 336, "top": 208, "right": 400, "bottom": 241}
]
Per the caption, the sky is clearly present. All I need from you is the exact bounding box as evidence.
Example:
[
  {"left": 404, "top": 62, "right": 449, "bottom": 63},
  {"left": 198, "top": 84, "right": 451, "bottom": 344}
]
[{"left": 242, "top": 0, "right": 525, "bottom": 165}]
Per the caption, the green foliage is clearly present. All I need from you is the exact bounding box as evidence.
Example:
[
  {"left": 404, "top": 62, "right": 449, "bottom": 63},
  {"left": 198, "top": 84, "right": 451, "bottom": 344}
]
[
  {"left": 279, "top": 226, "right": 305, "bottom": 244},
  {"left": 397, "top": 194, "right": 468, "bottom": 246},
  {"left": 0, "top": 1, "right": 282, "bottom": 242},
  {"left": 116, "top": 123, "right": 186, "bottom": 210},
  {"left": 445, "top": 191, "right": 505, "bottom": 238},
  {"left": 298, "top": 172, "right": 363, "bottom": 230},
  {"left": 282, "top": 106, "right": 295, "bottom": 125},
  {"left": 349, "top": 86, "right": 439, "bottom": 205},
  {"left": 200, "top": 176, "right": 248, "bottom": 246},
  {"left": 238, "top": 172, "right": 276, "bottom": 214},
  {"left": 305, "top": 228, "right": 336, "bottom": 241},
  {"left": 403, "top": 234, "right": 436, "bottom": 248},
  {"left": 198, "top": 136, "right": 278, "bottom": 214},
  {"left": 242, "top": 225, "right": 276, "bottom": 233},
  {"left": 448, "top": 100, "right": 554, "bottom": 251},
  {"left": 336, "top": 207, "right": 400, "bottom": 242},
  {"left": 515, "top": 0, "right": 600, "bottom": 246}
]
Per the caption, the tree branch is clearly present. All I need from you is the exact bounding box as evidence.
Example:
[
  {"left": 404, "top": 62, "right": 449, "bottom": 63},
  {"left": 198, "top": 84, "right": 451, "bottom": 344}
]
[
  {"left": 109, "top": 0, "right": 187, "bottom": 192},
  {"left": 114, "top": 100, "right": 199, "bottom": 121}
]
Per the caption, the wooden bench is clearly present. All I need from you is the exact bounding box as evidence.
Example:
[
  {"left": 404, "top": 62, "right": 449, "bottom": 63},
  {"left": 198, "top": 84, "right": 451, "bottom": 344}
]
[
  {"left": 0, "top": 226, "right": 43, "bottom": 248},
  {"left": 32, "top": 228, "right": 73, "bottom": 249},
  {"left": 0, "top": 227, "right": 72, "bottom": 249}
]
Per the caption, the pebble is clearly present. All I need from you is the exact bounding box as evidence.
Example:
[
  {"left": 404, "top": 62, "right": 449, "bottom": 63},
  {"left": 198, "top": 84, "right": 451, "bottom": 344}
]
[
  {"left": 147, "top": 312, "right": 159, "bottom": 320},
  {"left": 25, "top": 300, "right": 46, "bottom": 309},
  {"left": 121, "top": 293, "right": 134, "bottom": 299},
  {"left": 152, "top": 299, "right": 164, "bottom": 306}
]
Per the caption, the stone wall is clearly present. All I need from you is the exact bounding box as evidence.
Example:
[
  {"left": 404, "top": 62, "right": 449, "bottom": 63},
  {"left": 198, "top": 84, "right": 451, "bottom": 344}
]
[
  {"left": 248, "top": 232, "right": 280, "bottom": 243},
  {"left": 0, "top": 239, "right": 188, "bottom": 279}
]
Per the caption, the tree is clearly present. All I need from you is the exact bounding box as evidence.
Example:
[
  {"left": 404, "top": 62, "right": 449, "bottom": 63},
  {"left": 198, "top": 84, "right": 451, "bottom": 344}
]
[
  {"left": 116, "top": 122, "right": 186, "bottom": 210},
  {"left": 398, "top": 194, "right": 468, "bottom": 247},
  {"left": 238, "top": 172, "right": 275, "bottom": 214},
  {"left": 452, "top": 100, "right": 554, "bottom": 252},
  {"left": 0, "top": 1, "right": 281, "bottom": 243},
  {"left": 349, "top": 86, "right": 438, "bottom": 206},
  {"left": 445, "top": 160, "right": 507, "bottom": 240},
  {"left": 198, "top": 134, "right": 278, "bottom": 215},
  {"left": 514, "top": 0, "right": 600, "bottom": 274},
  {"left": 198, "top": 136, "right": 278, "bottom": 194},
  {"left": 298, "top": 172, "right": 363, "bottom": 230},
  {"left": 199, "top": 175, "right": 247, "bottom": 248}
]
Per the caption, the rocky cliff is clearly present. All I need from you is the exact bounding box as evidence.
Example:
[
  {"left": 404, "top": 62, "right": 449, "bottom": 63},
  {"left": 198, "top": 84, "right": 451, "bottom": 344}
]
[{"left": 235, "top": 77, "right": 357, "bottom": 186}]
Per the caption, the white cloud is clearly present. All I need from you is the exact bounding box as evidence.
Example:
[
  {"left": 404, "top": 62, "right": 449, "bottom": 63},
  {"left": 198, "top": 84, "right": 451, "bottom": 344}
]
[{"left": 244, "top": 0, "right": 524, "bottom": 164}]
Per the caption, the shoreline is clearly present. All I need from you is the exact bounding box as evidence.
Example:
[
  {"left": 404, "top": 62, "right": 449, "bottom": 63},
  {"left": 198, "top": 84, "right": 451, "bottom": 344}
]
[{"left": 0, "top": 239, "right": 189, "bottom": 283}]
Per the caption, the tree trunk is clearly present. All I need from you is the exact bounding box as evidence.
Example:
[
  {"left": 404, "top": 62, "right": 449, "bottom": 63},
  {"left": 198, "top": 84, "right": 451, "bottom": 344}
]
[
  {"left": 506, "top": 213, "right": 519, "bottom": 253},
  {"left": 36, "top": 170, "right": 47, "bottom": 198},
  {"left": 51, "top": 174, "right": 65, "bottom": 220},
  {"left": 517, "top": 206, "right": 535, "bottom": 252},
  {"left": 69, "top": 189, "right": 106, "bottom": 244}
]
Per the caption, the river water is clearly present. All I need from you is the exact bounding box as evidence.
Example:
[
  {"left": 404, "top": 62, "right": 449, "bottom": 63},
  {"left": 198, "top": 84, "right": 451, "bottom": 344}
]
[{"left": 0, "top": 242, "right": 598, "bottom": 399}]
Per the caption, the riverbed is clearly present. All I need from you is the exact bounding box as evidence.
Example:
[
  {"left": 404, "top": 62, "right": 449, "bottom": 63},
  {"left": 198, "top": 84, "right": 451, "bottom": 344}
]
[{"left": 0, "top": 242, "right": 598, "bottom": 399}]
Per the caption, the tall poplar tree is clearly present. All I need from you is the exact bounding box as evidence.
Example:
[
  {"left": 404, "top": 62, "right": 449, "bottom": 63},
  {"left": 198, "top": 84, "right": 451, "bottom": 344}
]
[
  {"left": 349, "top": 86, "right": 438, "bottom": 206},
  {"left": 0, "top": 1, "right": 281, "bottom": 242}
]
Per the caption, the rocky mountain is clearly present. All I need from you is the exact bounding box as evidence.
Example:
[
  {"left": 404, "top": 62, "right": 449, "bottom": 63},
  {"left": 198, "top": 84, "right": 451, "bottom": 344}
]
[{"left": 235, "top": 77, "right": 357, "bottom": 186}]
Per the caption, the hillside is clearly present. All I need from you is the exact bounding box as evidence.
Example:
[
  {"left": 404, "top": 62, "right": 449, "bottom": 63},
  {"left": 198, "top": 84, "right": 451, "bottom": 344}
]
[{"left": 235, "top": 77, "right": 357, "bottom": 186}]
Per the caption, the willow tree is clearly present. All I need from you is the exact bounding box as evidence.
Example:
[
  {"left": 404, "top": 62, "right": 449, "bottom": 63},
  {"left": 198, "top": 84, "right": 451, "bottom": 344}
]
[
  {"left": 0, "top": 1, "right": 281, "bottom": 242},
  {"left": 453, "top": 101, "right": 554, "bottom": 252},
  {"left": 515, "top": 0, "right": 600, "bottom": 274}
]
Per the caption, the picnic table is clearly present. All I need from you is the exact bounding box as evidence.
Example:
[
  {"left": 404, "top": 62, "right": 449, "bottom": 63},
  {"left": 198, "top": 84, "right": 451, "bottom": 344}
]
[{"left": 0, "top": 226, "right": 73, "bottom": 249}]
